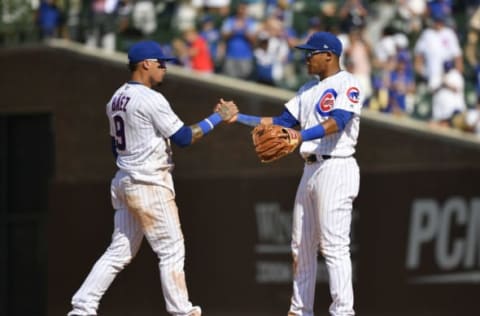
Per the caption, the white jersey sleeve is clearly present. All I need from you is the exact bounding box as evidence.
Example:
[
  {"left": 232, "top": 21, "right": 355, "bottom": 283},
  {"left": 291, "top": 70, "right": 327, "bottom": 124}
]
[{"left": 147, "top": 91, "right": 184, "bottom": 138}]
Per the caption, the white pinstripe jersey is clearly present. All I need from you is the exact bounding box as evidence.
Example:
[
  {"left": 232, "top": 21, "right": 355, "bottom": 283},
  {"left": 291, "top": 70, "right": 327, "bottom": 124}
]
[
  {"left": 106, "top": 82, "right": 184, "bottom": 188},
  {"left": 285, "top": 70, "right": 362, "bottom": 157}
]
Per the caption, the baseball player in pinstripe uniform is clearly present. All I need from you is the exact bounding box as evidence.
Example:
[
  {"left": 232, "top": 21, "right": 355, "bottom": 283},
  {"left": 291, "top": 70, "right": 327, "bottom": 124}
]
[
  {"left": 68, "top": 40, "right": 237, "bottom": 316},
  {"left": 222, "top": 32, "right": 362, "bottom": 316}
]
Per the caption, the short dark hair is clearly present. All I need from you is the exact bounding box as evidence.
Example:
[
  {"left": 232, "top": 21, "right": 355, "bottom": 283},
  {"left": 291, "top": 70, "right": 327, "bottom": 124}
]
[{"left": 127, "top": 62, "right": 138, "bottom": 72}]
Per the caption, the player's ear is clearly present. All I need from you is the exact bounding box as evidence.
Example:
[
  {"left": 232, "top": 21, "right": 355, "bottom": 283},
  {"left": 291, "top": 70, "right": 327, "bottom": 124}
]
[
  {"left": 141, "top": 60, "right": 150, "bottom": 70},
  {"left": 325, "top": 52, "right": 333, "bottom": 61}
]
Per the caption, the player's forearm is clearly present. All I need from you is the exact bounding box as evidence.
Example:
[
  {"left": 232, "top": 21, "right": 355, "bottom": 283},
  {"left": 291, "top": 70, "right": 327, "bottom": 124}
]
[
  {"left": 190, "top": 112, "right": 223, "bottom": 143},
  {"left": 300, "top": 110, "right": 353, "bottom": 141},
  {"left": 299, "top": 119, "right": 338, "bottom": 141},
  {"left": 171, "top": 113, "right": 222, "bottom": 147},
  {"left": 171, "top": 99, "right": 238, "bottom": 146}
]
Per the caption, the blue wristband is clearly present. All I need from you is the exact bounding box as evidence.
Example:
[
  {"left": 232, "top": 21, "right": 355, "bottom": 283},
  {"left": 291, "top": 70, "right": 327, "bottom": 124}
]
[
  {"left": 300, "top": 124, "right": 325, "bottom": 141},
  {"left": 237, "top": 113, "right": 261, "bottom": 127},
  {"left": 208, "top": 112, "right": 222, "bottom": 125},
  {"left": 198, "top": 112, "right": 222, "bottom": 134}
]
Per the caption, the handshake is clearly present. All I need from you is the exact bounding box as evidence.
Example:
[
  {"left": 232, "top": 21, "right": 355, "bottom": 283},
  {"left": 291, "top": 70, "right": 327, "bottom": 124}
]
[
  {"left": 214, "top": 98, "right": 238, "bottom": 123},
  {"left": 212, "top": 98, "right": 300, "bottom": 163}
]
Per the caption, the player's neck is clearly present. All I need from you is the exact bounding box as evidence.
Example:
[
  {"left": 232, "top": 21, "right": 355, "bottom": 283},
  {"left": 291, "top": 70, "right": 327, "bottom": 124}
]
[
  {"left": 319, "top": 66, "right": 341, "bottom": 80},
  {"left": 130, "top": 73, "right": 152, "bottom": 88}
]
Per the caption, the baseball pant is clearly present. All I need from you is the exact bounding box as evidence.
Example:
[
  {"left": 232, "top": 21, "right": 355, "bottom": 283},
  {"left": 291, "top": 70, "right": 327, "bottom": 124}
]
[
  {"left": 289, "top": 157, "right": 359, "bottom": 316},
  {"left": 68, "top": 171, "right": 200, "bottom": 316}
]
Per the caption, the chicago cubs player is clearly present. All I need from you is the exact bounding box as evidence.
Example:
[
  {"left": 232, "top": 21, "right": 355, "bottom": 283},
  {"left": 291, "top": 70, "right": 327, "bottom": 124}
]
[
  {"left": 222, "top": 31, "right": 362, "bottom": 315},
  {"left": 67, "top": 40, "right": 237, "bottom": 316}
]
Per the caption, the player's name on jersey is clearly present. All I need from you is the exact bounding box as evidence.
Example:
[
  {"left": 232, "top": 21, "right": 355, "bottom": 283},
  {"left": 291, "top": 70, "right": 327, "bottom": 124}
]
[{"left": 111, "top": 94, "right": 131, "bottom": 112}]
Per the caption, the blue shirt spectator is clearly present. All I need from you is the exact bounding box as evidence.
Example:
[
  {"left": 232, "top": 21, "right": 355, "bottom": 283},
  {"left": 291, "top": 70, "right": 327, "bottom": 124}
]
[
  {"left": 221, "top": 1, "right": 258, "bottom": 79},
  {"left": 221, "top": 15, "right": 257, "bottom": 59},
  {"left": 37, "top": 0, "right": 62, "bottom": 38},
  {"left": 385, "top": 55, "right": 415, "bottom": 114}
]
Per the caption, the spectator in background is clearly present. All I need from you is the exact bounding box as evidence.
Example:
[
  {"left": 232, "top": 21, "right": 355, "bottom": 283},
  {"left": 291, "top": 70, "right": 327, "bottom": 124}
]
[
  {"left": 221, "top": 1, "right": 258, "bottom": 79},
  {"left": 465, "top": 5, "right": 480, "bottom": 69},
  {"left": 414, "top": 10, "right": 463, "bottom": 96},
  {"left": 385, "top": 53, "right": 416, "bottom": 115},
  {"left": 85, "top": 0, "right": 120, "bottom": 52},
  {"left": 367, "top": 72, "right": 390, "bottom": 111},
  {"left": 466, "top": 0, "right": 480, "bottom": 17},
  {"left": 372, "top": 26, "right": 398, "bottom": 72},
  {"left": 199, "top": 14, "right": 225, "bottom": 72},
  {"left": 338, "top": 0, "right": 369, "bottom": 33},
  {"left": 64, "top": 0, "right": 83, "bottom": 42},
  {"left": 465, "top": 98, "right": 480, "bottom": 136},
  {"left": 319, "top": 1, "right": 341, "bottom": 31},
  {"left": 253, "top": 31, "right": 276, "bottom": 85},
  {"left": 344, "top": 26, "right": 373, "bottom": 101},
  {"left": 36, "top": 0, "right": 63, "bottom": 40},
  {"left": 173, "top": 0, "right": 197, "bottom": 32},
  {"left": 171, "top": 37, "right": 191, "bottom": 68},
  {"left": 192, "top": 0, "right": 231, "bottom": 18},
  {"left": 426, "top": 0, "right": 454, "bottom": 26},
  {"left": 182, "top": 28, "right": 215, "bottom": 73},
  {"left": 265, "top": 0, "right": 294, "bottom": 28},
  {"left": 242, "top": 0, "right": 266, "bottom": 21},
  {"left": 253, "top": 17, "right": 289, "bottom": 86},
  {"left": 301, "top": 16, "right": 323, "bottom": 40},
  {"left": 395, "top": 0, "right": 427, "bottom": 35},
  {"left": 430, "top": 60, "right": 466, "bottom": 127},
  {"left": 393, "top": 32, "right": 411, "bottom": 66},
  {"left": 131, "top": 0, "right": 157, "bottom": 37},
  {"left": 370, "top": 27, "right": 413, "bottom": 113},
  {"left": 465, "top": 5, "right": 480, "bottom": 99},
  {"left": 277, "top": 11, "right": 300, "bottom": 89}
]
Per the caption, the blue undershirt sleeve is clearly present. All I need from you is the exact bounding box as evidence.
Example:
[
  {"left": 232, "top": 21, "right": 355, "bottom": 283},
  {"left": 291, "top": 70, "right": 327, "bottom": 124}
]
[
  {"left": 299, "top": 109, "right": 354, "bottom": 141},
  {"left": 300, "top": 125, "right": 325, "bottom": 141},
  {"left": 272, "top": 109, "right": 299, "bottom": 128},
  {"left": 236, "top": 108, "right": 299, "bottom": 127},
  {"left": 330, "top": 109, "right": 354, "bottom": 131},
  {"left": 236, "top": 113, "right": 261, "bottom": 126},
  {"left": 170, "top": 125, "right": 192, "bottom": 147}
]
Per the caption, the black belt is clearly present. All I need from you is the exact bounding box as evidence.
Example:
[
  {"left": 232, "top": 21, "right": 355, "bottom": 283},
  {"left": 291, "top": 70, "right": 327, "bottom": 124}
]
[
  {"left": 304, "top": 154, "right": 351, "bottom": 164},
  {"left": 305, "top": 154, "right": 331, "bottom": 164}
]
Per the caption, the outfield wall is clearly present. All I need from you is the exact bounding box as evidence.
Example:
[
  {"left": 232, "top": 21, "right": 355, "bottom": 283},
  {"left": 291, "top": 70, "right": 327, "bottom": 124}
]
[{"left": 0, "top": 41, "right": 479, "bottom": 316}]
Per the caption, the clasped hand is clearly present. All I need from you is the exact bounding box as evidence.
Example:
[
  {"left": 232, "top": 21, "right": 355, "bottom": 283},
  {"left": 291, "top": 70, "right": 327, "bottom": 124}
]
[{"left": 215, "top": 98, "right": 238, "bottom": 123}]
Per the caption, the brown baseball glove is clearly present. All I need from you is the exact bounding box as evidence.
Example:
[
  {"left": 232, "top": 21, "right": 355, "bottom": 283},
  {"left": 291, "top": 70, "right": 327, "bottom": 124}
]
[{"left": 252, "top": 124, "right": 301, "bottom": 163}]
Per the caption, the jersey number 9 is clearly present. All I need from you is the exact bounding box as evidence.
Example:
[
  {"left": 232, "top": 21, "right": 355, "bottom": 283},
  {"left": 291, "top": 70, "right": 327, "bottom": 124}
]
[{"left": 113, "top": 115, "right": 126, "bottom": 150}]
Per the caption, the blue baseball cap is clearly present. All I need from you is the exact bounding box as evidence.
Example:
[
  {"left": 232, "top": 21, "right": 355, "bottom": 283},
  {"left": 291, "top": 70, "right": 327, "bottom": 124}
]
[
  {"left": 295, "top": 31, "right": 343, "bottom": 56},
  {"left": 431, "top": 10, "right": 446, "bottom": 22},
  {"left": 127, "top": 40, "right": 176, "bottom": 63}
]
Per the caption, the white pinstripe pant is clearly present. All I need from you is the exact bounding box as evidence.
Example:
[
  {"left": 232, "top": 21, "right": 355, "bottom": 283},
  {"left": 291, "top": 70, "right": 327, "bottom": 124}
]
[
  {"left": 68, "top": 171, "right": 201, "bottom": 316},
  {"left": 288, "top": 157, "right": 359, "bottom": 316}
]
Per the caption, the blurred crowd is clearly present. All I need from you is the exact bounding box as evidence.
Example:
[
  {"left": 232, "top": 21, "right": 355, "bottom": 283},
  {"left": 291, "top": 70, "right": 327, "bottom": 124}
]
[{"left": 3, "top": 0, "right": 480, "bottom": 137}]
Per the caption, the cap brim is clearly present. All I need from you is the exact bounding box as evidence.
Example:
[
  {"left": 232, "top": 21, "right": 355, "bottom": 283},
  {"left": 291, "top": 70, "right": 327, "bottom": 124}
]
[
  {"left": 295, "top": 44, "right": 318, "bottom": 50},
  {"left": 129, "top": 57, "right": 178, "bottom": 63},
  {"left": 158, "top": 57, "right": 177, "bottom": 62}
]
